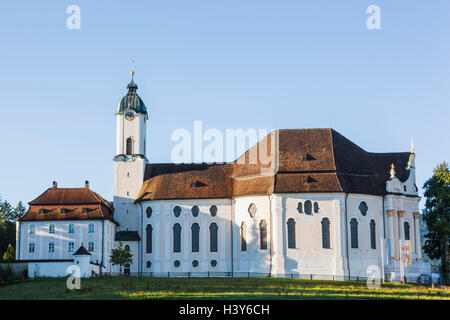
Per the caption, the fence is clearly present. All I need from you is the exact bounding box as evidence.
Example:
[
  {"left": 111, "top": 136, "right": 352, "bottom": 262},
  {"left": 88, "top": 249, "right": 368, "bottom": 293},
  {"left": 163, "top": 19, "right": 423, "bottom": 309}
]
[{"left": 99, "top": 271, "right": 441, "bottom": 286}]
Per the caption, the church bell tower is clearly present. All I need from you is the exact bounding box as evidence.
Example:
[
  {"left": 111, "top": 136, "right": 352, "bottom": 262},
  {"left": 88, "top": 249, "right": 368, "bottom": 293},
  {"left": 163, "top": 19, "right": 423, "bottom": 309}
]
[{"left": 113, "top": 71, "right": 148, "bottom": 231}]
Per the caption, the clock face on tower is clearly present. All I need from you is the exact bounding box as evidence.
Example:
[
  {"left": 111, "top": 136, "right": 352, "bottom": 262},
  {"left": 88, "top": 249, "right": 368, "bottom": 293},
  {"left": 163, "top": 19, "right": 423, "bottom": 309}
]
[{"left": 125, "top": 112, "right": 135, "bottom": 121}]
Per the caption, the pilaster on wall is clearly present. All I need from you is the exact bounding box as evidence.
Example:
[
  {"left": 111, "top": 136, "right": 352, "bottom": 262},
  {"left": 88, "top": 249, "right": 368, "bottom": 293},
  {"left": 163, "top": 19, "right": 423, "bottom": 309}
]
[
  {"left": 413, "top": 212, "right": 422, "bottom": 259},
  {"left": 386, "top": 209, "right": 396, "bottom": 260}
]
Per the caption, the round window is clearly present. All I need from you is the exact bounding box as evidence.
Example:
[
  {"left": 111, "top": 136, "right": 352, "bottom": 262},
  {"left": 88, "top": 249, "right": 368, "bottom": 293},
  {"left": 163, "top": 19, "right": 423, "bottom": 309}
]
[
  {"left": 191, "top": 206, "right": 199, "bottom": 217},
  {"left": 146, "top": 207, "right": 152, "bottom": 218},
  {"left": 174, "top": 260, "right": 180, "bottom": 268},
  {"left": 173, "top": 206, "right": 181, "bottom": 218},
  {"left": 192, "top": 260, "right": 199, "bottom": 268},
  {"left": 210, "top": 205, "right": 218, "bottom": 217},
  {"left": 210, "top": 260, "right": 217, "bottom": 267},
  {"left": 146, "top": 261, "right": 151, "bottom": 268},
  {"left": 248, "top": 203, "right": 257, "bottom": 218}
]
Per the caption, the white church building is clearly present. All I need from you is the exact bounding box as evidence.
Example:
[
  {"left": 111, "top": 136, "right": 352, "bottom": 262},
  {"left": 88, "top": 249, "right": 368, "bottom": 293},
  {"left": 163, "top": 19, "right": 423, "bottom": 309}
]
[{"left": 15, "top": 73, "right": 431, "bottom": 281}]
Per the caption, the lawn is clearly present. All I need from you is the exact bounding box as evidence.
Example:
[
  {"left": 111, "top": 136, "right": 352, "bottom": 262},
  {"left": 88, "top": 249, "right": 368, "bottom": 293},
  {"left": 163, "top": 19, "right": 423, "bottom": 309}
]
[{"left": 0, "top": 276, "right": 448, "bottom": 300}]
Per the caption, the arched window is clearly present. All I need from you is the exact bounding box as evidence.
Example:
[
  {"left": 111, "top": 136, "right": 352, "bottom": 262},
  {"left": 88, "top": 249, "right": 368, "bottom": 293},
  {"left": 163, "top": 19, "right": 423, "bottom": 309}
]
[
  {"left": 191, "top": 223, "right": 200, "bottom": 252},
  {"left": 173, "top": 223, "right": 182, "bottom": 253},
  {"left": 304, "top": 201, "right": 312, "bottom": 215},
  {"left": 88, "top": 241, "right": 94, "bottom": 252},
  {"left": 124, "top": 245, "right": 130, "bottom": 251},
  {"left": 321, "top": 218, "right": 330, "bottom": 249},
  {"left": 68, "top": 242, "right": 74, "bottom": 252},
  {"left": 69, "top": 224, "right": 75, "bottom": 233},
  {"left": 48, "top": 242, "right": 54, "bottom": 252},
  {"left": 404, "top": 221, "right": 410, "bottom": 240},
  {"left": 240, "top": 222, "right": 247, "bottom": 251},
  {"left": 370, "top": 220, "right": 376, "bottom": 249},
  {"left": 49, "top": 224, "right": 55, "bottom": 234},
  {"left": 350, "top": 218, "right": 358, "bottom": 249},
  {"left": 29, "top": 242, "right": 35, "bottom": 253},
  {"left": 88, "top": 223, "right": 94, "bottom": 233},
  {"left": 314, "top": 202, "right": 320, "bottom": 213},
  {"left": 359, "top": 201, "right": 368, "bottom": 216},
  {"left": 126, "top": 137, "right": 133, "bottom": 155},
  {"left": 287, "top": 218, "right": 296, "bottom": 249},
  {"left": 146, "top": 224, "right": 153, "bottom": 254},
  {"left": 259, "top": 220, "right": 268, "bottom": 250},
  {"left": 209, "top": 223, "right": 218, "bottom": 252}
]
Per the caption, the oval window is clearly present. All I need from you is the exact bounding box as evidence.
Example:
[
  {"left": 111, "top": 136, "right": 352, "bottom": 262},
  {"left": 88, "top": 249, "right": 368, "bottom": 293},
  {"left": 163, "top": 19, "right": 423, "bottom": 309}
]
[
  {"left": 146, "top": 207, "right": 152, "bottom": 218},
  {"left": 210, "top": 260, "right": 217, "bottom": 267},
  {"left": 248, "top": 203, "right": 257, "bottom": 218},
  {"left": 191, "top": 206, "right": 199, "bottom": 217},
  {"left": 173, "top": 206, "right": 181, "bottom": 218},
  {"left": 210, "top": 205, "right": 218, "bottom": 217},
  {"left": 174, "top": 260, "right": 180, "bottom": 268},
  {"left": 192, "top": 260, "right": 199, "bottom": 268},
  {"left": 359, "top": 202, "right": 368, "bottom": 216}
]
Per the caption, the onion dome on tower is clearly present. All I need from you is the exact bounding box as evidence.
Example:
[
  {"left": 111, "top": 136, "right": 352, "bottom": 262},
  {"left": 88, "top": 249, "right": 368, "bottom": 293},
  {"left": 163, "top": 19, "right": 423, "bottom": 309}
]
[{"left": 117, "top": 71, "right": 147, "bottom": 115}]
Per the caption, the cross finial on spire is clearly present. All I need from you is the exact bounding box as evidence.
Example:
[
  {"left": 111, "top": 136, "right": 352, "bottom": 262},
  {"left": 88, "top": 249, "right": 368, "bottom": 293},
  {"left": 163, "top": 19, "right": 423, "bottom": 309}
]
[
  {"left": 411, "top": 137, "right": 415, "bottom": 154},
  {"left": 130, "top": 59, "right": 135, "bottom": 80}
]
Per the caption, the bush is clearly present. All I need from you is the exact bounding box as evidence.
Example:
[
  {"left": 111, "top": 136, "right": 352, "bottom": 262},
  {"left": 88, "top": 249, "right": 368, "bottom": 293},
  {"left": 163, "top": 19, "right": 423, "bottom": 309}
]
[{"left": 0, "top": 264, "right": 17, "bottom": 283}]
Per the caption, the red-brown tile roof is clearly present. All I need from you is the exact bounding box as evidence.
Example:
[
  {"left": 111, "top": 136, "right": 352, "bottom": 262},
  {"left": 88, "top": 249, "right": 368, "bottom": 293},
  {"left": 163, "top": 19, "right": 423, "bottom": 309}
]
[
  {"left": 19, "top": 187, "right": 115, "bottom": 223},
  {"left": 136, "top": 128, "right": 413, "bottom": 200}
]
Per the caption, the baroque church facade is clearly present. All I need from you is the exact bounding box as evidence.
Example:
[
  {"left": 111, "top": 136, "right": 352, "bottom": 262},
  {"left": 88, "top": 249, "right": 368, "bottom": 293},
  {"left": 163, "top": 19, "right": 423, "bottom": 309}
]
[{"left": 16, "top": 74, "right": 431, "bottom": 280}]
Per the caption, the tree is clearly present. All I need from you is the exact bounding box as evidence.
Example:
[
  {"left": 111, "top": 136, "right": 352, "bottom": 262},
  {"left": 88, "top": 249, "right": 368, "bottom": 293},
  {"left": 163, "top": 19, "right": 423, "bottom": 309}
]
[
  {"left": 2, "top": 244, "right": 14, "bottom": 261},
  {"left": 422, "top": 161, "right": 450, "bottom": 285},
  {"left": 110, "top": 242, "right": 133, "bottom": 274},
  {"left": 0, "top": 199, "right": 26, "bottom": 256}
]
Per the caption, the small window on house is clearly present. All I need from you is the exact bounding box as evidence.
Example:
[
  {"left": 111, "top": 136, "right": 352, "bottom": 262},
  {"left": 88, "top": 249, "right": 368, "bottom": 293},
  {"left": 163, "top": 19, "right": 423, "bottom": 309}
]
[
  {"left": 29, "top": 224, "right": 35, "bottom": 234},
  {"left": 68, "top": 242, "right": 74, "bottom": 252},
  {"left": 146, "top": 207, "right": 152, "bottom": 218},
  {"left": 60, "top": 208, "right": 65, "bottom": 214},
  {"left": 48, "top": 242, "right": 55, "bottom": 252},
  {"left": 209, "top": 205, "right": 218, "bottom": 217},
  {"left": 146, "top": 261, "right": 151, "bottom": 268},
  {"left": 191, "top": 206, "right": 199, "bottom": 217},
  {"left": 124, "top": 245, "right": 130, "bottom": 251},
  {"left": 29, "top": 242, "right": 35, "bottom": 253},
  {"left": 39, "top": 208, "right": 44, "bottom": 214},
  {"left": 174, "top": 260, "right": 180, "bottom": 268},
  {"left": 210, "top": 260, "right": 217, "bottom": 267},
  {"left": 359, "top": 202, "right": 368, "bottom": 216},
  {"left": 82, "top": 208, "right": 88, "bottom": 214},
  {"left": 304, "top": 201, "right": 312, "bottom": 215},
  {"left": 88, "top": 241, "right": 94, "bottom": 252},
  {"left": 297, "top": 202, "right": 303, "bottom": 213},
  {"left": 314, "top": 202, "right": 319, "bottom": 213},
  {"left": 88, "top": 223, "right": 94, "bottom": 233},
  {"left": 49, "top": 224, "right": 55, "bottom": 234},
  {"left": 192, "top": 260, "right": 199, "bottom": 268},
  {"left": 173, "top": 206, "right": 181, "bottom": 218},
  {"left": 69, "top": 224, "right": 75, "bottom": 233}
]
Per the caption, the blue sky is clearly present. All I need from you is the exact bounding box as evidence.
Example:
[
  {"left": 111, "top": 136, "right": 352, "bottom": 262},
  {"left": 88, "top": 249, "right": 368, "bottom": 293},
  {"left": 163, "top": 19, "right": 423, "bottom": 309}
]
[{"left": 0, "top": 1, "right": 449, "bottom": 207}]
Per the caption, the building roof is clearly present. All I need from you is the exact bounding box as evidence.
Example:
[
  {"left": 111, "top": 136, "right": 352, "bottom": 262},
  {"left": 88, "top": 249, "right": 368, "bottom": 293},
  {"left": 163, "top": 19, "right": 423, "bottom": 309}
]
[
  {"left": 115, "top": 231, "right": 141, "bottom": 241},
  {"left": 136, "top": 128, "right": 413, "bottom": 201},
  {"left": 117, "top": 77, "right": 147, "bottom": 115},
  {"left": 73, "top": 245, "right": 91, "bottom": 256},
  {"left": 19, "top": 186, "right": 115, "bottom": 223}
]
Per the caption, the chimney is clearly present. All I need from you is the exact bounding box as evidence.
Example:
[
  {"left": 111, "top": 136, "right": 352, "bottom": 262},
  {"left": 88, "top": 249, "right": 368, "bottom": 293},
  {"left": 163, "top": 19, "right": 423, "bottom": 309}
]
[
  {"left": 52, "top": 181, "right": 57, "bottom": 188},
  {"left": 85, "top": 180, "right": 89, "bottom": 188}
]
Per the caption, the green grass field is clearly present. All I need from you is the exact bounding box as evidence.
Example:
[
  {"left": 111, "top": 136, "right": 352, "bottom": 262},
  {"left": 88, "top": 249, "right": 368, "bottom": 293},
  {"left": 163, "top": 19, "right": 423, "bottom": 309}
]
[{"left": 0, "top": 276, "right": 448, "bottom": 300}]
